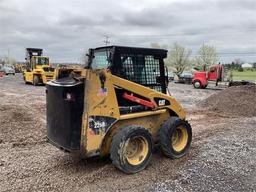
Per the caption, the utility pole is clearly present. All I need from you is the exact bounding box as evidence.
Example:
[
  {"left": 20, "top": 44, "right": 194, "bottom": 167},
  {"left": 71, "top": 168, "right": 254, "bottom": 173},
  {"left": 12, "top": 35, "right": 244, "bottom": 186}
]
[{"left": 104, "top": 35, "right": 110, "bottom": 46}]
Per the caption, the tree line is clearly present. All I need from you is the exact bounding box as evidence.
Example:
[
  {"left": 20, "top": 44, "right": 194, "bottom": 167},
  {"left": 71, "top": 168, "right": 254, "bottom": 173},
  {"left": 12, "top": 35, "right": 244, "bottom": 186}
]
[
  {"left": 0, "top": 56, "right": 17, "bottom": 66},
  {"left": 151, "top": 43, "right": 256, "bottom": 77},
  {"left": 151, "top": 42, "right": 219, "bottom": 78}
]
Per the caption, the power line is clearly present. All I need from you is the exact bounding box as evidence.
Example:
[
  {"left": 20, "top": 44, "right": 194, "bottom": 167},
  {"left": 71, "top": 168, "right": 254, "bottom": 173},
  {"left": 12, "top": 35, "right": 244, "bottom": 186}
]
[{"left": 112, "top": 29, "right": 256, "bottom": 38}]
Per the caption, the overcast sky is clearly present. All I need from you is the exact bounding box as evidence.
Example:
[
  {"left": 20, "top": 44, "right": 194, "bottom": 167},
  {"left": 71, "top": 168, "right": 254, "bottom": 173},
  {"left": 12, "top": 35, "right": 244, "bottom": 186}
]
[{"left": 0, "top": 0, "right": 255, "bottom": 63}]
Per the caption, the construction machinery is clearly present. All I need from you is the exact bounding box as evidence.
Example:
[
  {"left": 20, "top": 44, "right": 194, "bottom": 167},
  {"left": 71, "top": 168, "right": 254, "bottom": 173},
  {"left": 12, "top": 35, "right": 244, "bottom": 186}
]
[
  {"left": 46, "top": 46, "right": 192, "bottom": 174},
  {"left": 14, "top": 63, "right": 26, "bottom": 73},
  {"left": 23, "top": 48, "right": 55, "bottom": 85},
  {"left": 53, "top": 64, "right": 83, "bottom": 80}
]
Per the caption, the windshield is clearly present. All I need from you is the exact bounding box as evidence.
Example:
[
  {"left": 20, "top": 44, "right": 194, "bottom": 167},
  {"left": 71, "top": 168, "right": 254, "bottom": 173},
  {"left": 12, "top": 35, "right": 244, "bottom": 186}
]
[
  {"left": 91, "top": 51, "right": 109, "bottom": 69},
  {"left": 36, "top": 57, "right": 49, "bottom": 65}
]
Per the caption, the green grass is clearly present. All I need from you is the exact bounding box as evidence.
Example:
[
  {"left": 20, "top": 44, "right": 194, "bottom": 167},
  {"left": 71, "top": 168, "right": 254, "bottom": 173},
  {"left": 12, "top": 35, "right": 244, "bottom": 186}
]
[{"left": 230, "top": 70, "right": 256, "bottom": 81}]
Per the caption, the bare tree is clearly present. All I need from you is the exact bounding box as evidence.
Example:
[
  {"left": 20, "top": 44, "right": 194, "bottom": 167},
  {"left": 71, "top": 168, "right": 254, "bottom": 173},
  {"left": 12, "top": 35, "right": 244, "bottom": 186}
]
[
  {"left": 196, "top": 44, "right": 218, "bottom": 70},
  {"left": 150, "top": 43, "right": 168, "bottom": 49},
  {"left": 3, "top": 55, "right": 16, "bottom": 66},
  {"left": 165, "top": 43, "right": 192, "bottom": 78},
  {"left": 81, "top": 52, "right": 87, "bottom": 65},
  {"left": 234, "top": 58, "right": 242, "bottom": 65}
]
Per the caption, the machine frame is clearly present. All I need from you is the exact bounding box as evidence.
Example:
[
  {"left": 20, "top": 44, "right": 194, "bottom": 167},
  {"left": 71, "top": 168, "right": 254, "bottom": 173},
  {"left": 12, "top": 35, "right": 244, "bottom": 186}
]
[{"left": 46, "top": 46, "right": 192, "bottom": 173}]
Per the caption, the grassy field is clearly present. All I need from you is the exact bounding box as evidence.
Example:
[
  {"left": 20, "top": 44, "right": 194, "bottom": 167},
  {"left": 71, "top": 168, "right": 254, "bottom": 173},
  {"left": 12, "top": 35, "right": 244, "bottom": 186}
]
[{"left": 230, "top": 70, "right": 256, "bottom": 81}]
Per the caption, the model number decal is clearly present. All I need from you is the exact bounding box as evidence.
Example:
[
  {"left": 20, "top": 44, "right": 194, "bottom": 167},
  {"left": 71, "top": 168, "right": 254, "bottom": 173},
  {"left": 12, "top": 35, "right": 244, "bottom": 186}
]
[
  {"left": 88, "top": 116, "right": 116, "bottom": 135},
  {"left": 93, "top": 121, "right": 107, "bottom": 129}
]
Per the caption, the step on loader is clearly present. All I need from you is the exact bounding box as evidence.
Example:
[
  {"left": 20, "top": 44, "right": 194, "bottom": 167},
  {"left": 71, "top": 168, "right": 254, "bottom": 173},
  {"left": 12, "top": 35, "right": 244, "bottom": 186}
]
[{"left": 46, "top": 46, "right": 192, "bottom": 174}]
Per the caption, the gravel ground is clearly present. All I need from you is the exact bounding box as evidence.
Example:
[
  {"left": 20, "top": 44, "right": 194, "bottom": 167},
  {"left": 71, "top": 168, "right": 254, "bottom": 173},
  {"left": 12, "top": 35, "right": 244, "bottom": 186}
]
[
  {"left": 0, "top": 74, "right": 255, "bottom": 192},
  {"left": 167, "top": 82, "right": 224, "bottom": 109}
]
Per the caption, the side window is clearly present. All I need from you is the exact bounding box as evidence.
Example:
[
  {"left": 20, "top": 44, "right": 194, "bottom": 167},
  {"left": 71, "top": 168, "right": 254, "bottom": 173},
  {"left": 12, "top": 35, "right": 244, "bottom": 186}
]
[
  {"left": 210, "top": 67, "right": 217, "bottom": 72},
  {"left": 120, "top": 54, "right": 161, "bottom": 86},
  {"left": 113, "top": 52, "right": 164, "bottom": 93},
  {"left": 91, "top": 51, "right": 109, "bottom": 69},
  {"left": 121, "top": 54, "right": 145, "bottom": 83}
]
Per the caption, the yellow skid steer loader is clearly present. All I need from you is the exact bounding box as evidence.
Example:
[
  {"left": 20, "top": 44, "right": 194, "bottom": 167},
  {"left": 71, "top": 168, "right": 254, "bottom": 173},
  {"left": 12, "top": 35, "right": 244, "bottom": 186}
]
[{"left": 46, "top": 46, "right": 192, "bottom": 174}]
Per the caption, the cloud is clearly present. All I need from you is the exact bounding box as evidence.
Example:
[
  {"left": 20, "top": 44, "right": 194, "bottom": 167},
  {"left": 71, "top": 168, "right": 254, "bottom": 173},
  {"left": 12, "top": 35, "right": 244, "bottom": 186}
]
[{"left": 0, "top": 0, "right": 255, "bottom": 63}]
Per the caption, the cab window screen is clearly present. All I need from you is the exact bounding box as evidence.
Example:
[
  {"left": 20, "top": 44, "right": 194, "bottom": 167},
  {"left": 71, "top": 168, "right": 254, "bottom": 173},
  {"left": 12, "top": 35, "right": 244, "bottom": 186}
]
[{"left": 119, "top": 54, "right": 162, "bottom": 92}]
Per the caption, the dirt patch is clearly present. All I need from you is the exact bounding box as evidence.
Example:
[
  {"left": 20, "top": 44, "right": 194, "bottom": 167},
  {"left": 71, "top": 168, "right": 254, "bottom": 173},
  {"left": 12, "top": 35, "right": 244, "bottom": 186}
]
[
  {"left": 0, "top": 104, "right": 46, "bottom": 146},
  {"left": 200, "top": 85, "right": 256, "bottom": 117},
  {"left": 168, "top": 82, "right": 219, "bottom": 109}
]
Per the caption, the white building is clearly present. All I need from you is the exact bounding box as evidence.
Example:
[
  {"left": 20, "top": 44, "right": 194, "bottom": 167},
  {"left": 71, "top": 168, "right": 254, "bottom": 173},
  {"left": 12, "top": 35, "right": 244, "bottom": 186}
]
[{"left": 241, "top": 63, "right": 253, "bottom": 68}]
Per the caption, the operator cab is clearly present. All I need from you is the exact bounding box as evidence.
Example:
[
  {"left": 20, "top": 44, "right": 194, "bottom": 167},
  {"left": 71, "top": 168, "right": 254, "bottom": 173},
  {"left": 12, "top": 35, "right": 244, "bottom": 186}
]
[
  {"left": 88, "top": 46, "right": 168, "bottom": 93},
  {"left": 25, "top": 48, "right": 51, "bottom": 70}
]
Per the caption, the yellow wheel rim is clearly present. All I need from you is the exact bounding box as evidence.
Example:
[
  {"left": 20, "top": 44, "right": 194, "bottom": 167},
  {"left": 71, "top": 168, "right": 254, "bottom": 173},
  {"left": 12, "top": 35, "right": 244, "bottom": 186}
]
[
  {"left": 171, "top": 126, "right": 188, "bottom": 152},
  {"left": 124, "top": 136, "right": 149, "bottom": 166}
]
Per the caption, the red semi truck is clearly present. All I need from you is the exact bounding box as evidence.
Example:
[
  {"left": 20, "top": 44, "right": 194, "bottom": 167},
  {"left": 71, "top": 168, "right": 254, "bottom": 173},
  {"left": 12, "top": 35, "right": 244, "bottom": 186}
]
[
  {"left": 192, "top": 65, "right": 225, "bottom": 88},
  {"left": 192, "top": 65, "right": 254, "bottom": 88}
]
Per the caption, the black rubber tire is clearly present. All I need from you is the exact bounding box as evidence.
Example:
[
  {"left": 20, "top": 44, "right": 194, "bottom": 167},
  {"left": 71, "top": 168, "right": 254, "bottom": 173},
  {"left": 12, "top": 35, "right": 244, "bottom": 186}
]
[
  {"left": 193, "top": 80, "right": 202, "bottom": 89},
  {"left": 110, "top": 125, "right": 153, "bottom": 174},
  {"left": 157, "top": 117, "right": 192, "bottom": 159},
  {"left": 33, "top": 75, "right": 40, "bottom": 86}
]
